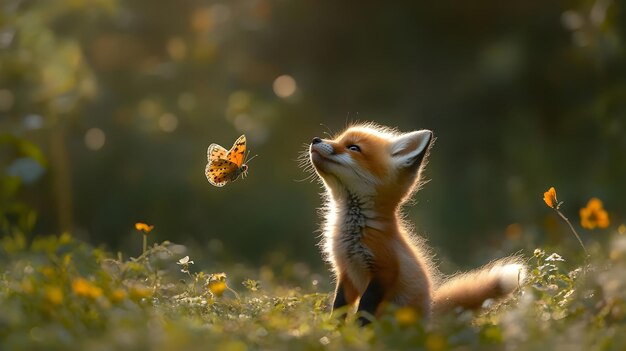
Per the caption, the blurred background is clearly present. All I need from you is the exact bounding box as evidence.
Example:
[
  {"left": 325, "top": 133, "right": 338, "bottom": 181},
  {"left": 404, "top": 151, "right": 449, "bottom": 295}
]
[{"left": 1, "top": 0, "right": 624, "bottom": 272}]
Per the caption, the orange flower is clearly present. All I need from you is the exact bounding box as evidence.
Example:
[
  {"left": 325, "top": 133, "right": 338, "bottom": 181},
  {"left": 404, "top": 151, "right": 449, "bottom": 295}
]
[
  {"left": 580, "top": 198, "right": 609, "bottom": 229},
  {"left": 135, "top": 222, "right": 154, "bottom": 234},
  {"left": 543, "top": 187, "right": 559, "bottom": 209},
  {"left": 72, "top": 278, "right": 103, "bottom": 299}
]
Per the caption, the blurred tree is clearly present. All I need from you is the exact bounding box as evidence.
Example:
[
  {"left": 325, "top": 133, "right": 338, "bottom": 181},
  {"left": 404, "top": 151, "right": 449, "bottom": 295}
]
[{"left": 1, "top": 0, "right": 115, "bottom": 232}]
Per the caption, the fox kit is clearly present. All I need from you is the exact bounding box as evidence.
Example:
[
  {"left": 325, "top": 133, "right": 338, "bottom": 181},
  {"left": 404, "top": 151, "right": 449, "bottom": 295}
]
[{"left": 308, "top": 123, "right": 525, "bottom": 324}]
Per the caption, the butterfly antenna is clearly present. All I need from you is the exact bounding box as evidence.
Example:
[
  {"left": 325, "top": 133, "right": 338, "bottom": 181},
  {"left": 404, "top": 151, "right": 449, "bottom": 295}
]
[{"left": 244, "top": 150, "right": 259, "bottom": 165}]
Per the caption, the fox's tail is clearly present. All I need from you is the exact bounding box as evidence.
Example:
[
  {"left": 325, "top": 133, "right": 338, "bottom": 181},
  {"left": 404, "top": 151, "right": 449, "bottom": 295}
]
[{"left": 432, "top": 257, "right": 526, "bottom": 314}]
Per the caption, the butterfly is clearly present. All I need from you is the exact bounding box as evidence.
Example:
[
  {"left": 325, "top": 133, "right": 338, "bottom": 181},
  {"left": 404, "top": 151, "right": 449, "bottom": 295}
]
[{"left": 205, "top": 134, "right": 254, "bottom": 187}]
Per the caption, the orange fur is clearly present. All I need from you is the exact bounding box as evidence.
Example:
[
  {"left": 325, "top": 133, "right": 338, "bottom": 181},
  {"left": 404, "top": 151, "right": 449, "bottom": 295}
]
[{"left": 308, "top": 122, "right": 526, "bottom": 323}]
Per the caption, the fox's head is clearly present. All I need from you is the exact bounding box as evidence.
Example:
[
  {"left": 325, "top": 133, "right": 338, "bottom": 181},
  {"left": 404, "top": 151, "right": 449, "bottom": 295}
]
[{"left": 309, "top": 123, "right": 433, "bottom": 208}]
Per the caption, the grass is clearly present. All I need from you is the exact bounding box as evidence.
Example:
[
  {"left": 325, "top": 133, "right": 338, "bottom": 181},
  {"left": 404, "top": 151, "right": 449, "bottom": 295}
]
[
  {"left": 0, "top": 188, "right": 620, "bottom": 350},
  {"left": 1, "top": 226, "right": 626, "bottom": 351}
]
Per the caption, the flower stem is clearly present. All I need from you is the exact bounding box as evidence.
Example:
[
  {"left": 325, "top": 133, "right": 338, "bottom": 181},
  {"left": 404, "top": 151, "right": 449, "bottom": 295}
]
[
  {"left": 227, "top": 286, "right": 240, "bottom": 300},
  {"left": 555, "top": 208, "right": 588, "bottom": 258},
  {"left": 143, "top": 234, "right": 147, "bottom": 254}
]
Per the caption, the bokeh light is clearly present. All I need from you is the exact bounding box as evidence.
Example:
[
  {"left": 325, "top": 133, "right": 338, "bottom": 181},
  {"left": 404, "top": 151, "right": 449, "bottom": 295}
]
[
  {"left": 167, "top": 37, "right": 187, "bottom": 61},
  {"left": 210, "top": 3, "right": 231, "bottom": 24},
  {"left": 158, "top": 113, "right": 179, "bottom": 132},
  {"left": 84, "top": 128, "right": 106, "bottom": 151},
  {"left": 138, "top": 99, "right": 162, "bottom": 119},
  {"left": 177, "top": 93, "right": 196, "bottom": 112},
  {"left": 561, "top": 10, "right": 583, "bottom": 30},
  {"left": 191, "top": 7, "right": 214, "bottom": 32},
  {"left": 23, "top": 114, "right": 44, "bottom": 130},
  {"left": 272, "top": 75, "right": 297, "bottom": 98},
  {"left": 0, "top": 89, "right": 14, "bottom": 112}
]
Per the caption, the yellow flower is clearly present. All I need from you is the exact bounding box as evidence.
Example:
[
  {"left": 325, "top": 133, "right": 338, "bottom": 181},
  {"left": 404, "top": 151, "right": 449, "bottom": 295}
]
[
  {"left": 72, "top": 278, "right": 91, "bottom": 295},
  {"left": 211, "top": 272, "right": 227, "bottom": 281},
  {"left": 41, "top": 267, "right": 55, "bottom": 279},
  {"left": 208, "top": 281, "right": 227, "bottom": 297},
  {"left": 21, "top": 279, "right": 34, "bottom": 294},
  {"left": 45, "top": 286, "right": 64, "bottom": 305},
  {"left": 129, "top": 284, "right": 152, "bottom": 300},
  {"left": 543, "top": 187, "right": 559, "bottom": 209},
  {"left": 208, "top": 273, "right": 228, "bottom": 297},
  {"left": 110, "top": 288, "right": 127, "bottom": 303},
  {"left": 72, "top": 278, "right": 103, "bottom": 299},
  {"left": 395, "top": 306, "right": 418, "bottom": 326},
  {"left": 135, "top": 222, "right": 154, "bottom": 234},
  {"left": 580, "top": 198, "right": 609, "bottom": 229},
  {"left": 425, "top": 334, "right": 447, "bottom": 351}
]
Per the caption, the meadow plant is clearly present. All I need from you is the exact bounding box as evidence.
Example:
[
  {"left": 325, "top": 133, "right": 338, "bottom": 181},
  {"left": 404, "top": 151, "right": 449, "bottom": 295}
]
[{"left": 0, "top": 188, "right": 624, "bottom": 350}]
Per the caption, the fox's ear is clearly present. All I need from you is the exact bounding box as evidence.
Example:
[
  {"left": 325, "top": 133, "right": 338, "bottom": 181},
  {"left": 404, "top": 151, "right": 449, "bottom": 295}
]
[{"left": 391, "top": 130, "right": 433, "bottom": 169}]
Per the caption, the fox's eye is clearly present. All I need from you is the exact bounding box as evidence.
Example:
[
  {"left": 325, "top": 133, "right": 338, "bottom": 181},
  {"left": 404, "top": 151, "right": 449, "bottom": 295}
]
[{"left": 347, "top": 145, "right": 361, "bottom": 152}]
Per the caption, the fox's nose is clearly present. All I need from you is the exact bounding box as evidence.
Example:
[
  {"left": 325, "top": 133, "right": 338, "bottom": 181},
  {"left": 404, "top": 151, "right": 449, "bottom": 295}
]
[{"left": 311, "top": 137, "right": 322, "bottom": 145}]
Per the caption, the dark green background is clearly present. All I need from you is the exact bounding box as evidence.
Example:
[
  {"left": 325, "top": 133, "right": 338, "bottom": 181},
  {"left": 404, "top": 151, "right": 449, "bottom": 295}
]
[{"left": 1, "top": 0, "right": 624, "bottom": 269}]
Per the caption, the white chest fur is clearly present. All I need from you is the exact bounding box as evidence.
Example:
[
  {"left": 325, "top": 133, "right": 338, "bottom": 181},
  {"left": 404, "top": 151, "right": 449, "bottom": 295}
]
[{"left": 331, "top": 193, "right": 375, "bottom": 292}]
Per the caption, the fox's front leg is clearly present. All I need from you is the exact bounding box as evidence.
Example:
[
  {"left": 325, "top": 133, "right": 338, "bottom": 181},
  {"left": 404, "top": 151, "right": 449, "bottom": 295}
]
[
  {"left": 356, "top": 279, "right": 385, "bottom": 326},
  {"left": 332, "top": 274, "right": 360, "bottom": 319}
]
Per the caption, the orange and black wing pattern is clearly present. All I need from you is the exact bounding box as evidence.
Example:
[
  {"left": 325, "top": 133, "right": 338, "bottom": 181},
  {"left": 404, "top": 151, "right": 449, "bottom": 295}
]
[
  {"left": 205, "top": 158, "right": 240, "bottom": 187},
  {"left": 207, "top": 143, "right": 228, "bottom": 162},
  {"left": 205, "top": 135, "right": 248, "bottom": 187},
  {"left": 226, "top": 135, "right": 246, "bottom": 167}
]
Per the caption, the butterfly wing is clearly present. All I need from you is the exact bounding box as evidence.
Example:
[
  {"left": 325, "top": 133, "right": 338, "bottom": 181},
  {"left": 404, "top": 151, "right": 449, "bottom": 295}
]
[
  {"left": 226, "top": 135, "right": 246, "bottom": 167},
  {"left": 205, "top": 159, "right": 240, "bottom": 187},
  {"left": 208, "top": 143, "right": 228, "bottom": 162}
]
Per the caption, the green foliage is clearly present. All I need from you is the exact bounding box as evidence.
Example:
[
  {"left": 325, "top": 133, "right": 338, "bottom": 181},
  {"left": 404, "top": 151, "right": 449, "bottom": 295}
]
[
  {"left": 0, "top": 134, "right": 46, "bottom": 235},
  {"left": 2, "top": 0, "right": 624, "bottom": 261},
  {"left": 0, "top": 0, "right": 113, "bottom": 117},
  {"left": 2, "top": 232, "right": 626, "bottom": 350}
]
